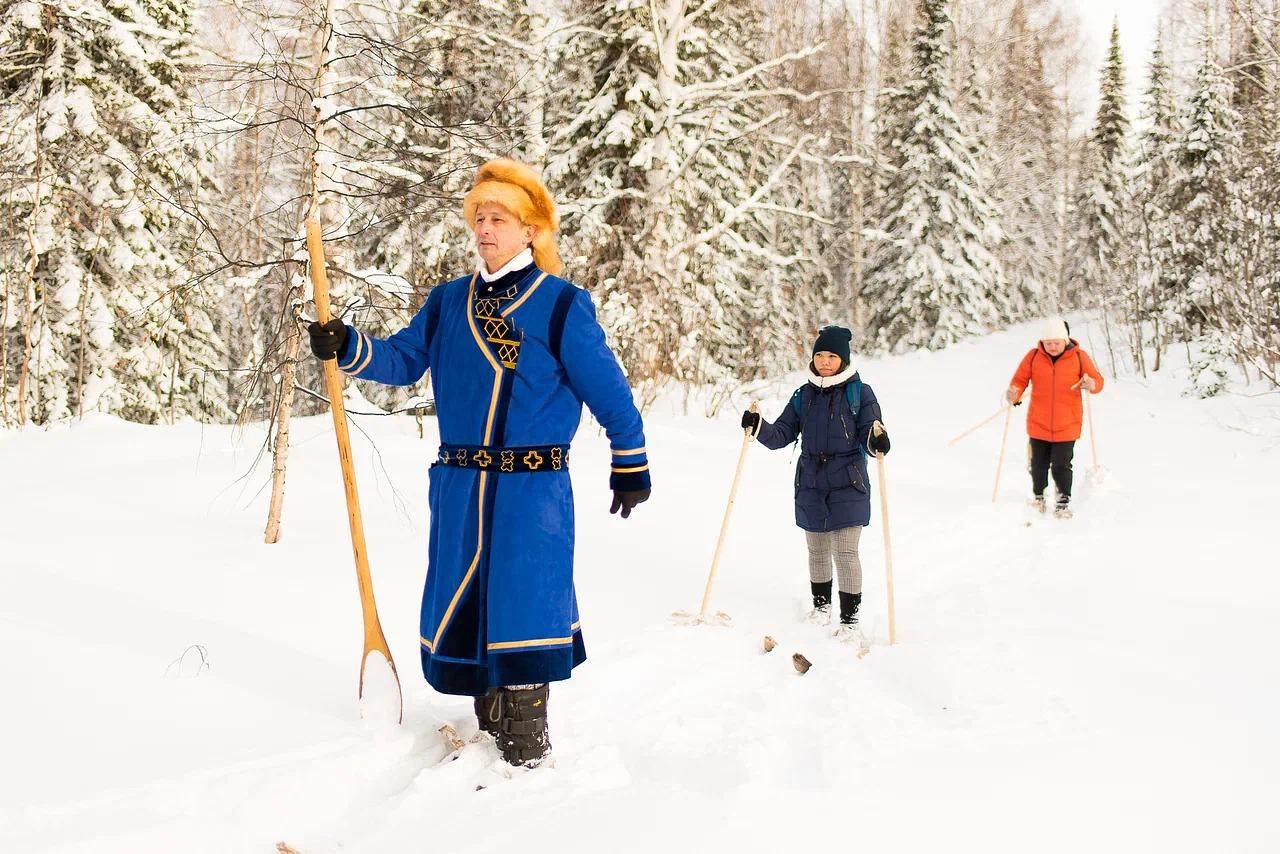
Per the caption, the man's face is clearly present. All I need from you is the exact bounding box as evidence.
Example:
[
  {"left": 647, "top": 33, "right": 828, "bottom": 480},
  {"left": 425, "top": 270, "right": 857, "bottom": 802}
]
[
  {"left": 474, "top": 203, "right": 534, "bottom": 271},
  {"left": 813, "top": 351, "right": 842, "bottom": 377},
  {"left": 1042, "top": 338, "right": 1068, "bottom": 356}
]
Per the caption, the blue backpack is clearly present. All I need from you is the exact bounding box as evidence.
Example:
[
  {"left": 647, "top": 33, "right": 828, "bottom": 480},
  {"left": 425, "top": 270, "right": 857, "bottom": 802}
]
[{"left": 789, "top": 378, "right": 863, "bottom": 421}]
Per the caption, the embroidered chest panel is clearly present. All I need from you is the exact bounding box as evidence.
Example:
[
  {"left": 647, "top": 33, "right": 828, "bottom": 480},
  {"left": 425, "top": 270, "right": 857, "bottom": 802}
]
[{"left": 473, "top": 281, "right": 524, "bottom": 370}]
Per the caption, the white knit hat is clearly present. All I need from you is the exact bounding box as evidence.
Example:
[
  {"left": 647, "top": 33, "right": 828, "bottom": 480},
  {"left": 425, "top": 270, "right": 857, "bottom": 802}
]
[{"left": 1039, "top": 316, "right": 1070, "bottom": 341}]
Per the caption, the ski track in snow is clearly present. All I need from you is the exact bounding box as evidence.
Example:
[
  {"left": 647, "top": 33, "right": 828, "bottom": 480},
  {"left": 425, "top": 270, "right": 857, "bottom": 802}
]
[{"left": 2, "top": 318, "right": 1279, "bottom": 853}]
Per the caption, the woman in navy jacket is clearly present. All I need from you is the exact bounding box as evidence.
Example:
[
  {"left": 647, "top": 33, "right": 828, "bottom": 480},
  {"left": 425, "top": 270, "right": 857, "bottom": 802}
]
[{"left": 741, "top": 326, "right": 889, "bottom": 632}]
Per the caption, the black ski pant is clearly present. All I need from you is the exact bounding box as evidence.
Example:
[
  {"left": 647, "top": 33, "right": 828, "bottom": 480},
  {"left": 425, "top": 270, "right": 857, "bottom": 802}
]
[{"left": 1028, "top": 438, "right": 1074, "bottom": 502}]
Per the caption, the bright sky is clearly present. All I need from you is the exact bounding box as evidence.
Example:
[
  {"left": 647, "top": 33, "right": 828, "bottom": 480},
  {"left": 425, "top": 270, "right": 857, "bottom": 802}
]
[{"left": 1068, "top": 0, "right": 1165, "bottom": 121}]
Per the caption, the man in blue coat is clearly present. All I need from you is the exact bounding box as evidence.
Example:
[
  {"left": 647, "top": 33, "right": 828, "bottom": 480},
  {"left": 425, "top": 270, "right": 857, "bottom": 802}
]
[
  {"left": 308, "top": 159, "right": 651, "bottom": 766},
  {"left": 741, "top": 326, "right": 889, "bottom": 633}
]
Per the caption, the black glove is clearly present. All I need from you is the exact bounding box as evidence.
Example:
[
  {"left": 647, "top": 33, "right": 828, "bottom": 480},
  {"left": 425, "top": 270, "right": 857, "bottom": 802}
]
[
  {"left": 868, "top": 426, "right": 891, "bottom": 455},
  {"left": 741, "top": 411, "right": 761, "bottom": 433},
  {"left": 308, "top": 318, "right": 348, "bottom": 361},
  {"left": 609, "top": 488, "right": 650, "bottom": 519}
]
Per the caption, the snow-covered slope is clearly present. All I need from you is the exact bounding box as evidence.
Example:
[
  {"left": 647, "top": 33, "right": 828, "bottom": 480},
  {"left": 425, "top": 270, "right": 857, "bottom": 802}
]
[{"left": 3, "top": 318, "right": 1278, "bottom": 853}]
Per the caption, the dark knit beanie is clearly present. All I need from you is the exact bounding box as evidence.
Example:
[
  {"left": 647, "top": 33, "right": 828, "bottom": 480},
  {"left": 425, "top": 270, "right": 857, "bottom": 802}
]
[{"left": 812, "top": 325, "right": 852, "bottom": 365}]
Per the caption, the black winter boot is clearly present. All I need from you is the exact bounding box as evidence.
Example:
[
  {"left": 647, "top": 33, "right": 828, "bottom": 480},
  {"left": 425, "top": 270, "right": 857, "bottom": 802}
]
[
  {"left": 810, "top": 580, "right": 832, "bottom": 613},
  {"left": 474, "top": 687, "right": 501, "bottom": 738},
  {"left": 839, "top": 591, "right": 862, "bottom": 626},
  {"left": 496, "top": 684, "right": 551, "bottom": 767}
]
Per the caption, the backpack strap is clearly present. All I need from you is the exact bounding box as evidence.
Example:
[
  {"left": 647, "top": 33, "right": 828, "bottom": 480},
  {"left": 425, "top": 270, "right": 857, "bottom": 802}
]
[
  {"left": 790, "top": 385, "right": 807, "bottom": 418},
  {"left": 845, "top": 378, "right": 862, "bottom": 419},
  {"left": 793, "top": 379, "right": 863, "bottom": 419}
]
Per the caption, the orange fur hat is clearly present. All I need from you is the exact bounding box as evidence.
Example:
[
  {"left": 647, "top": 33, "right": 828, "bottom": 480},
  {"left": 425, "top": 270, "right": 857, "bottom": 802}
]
[{"left": 462, "top": 158, "right": 562, "bottom": 275}]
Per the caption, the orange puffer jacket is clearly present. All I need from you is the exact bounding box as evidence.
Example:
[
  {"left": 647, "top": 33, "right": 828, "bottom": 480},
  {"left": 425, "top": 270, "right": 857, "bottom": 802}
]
[{"left": 1009, "top": 341, "right": 1104, "bottom": 442}]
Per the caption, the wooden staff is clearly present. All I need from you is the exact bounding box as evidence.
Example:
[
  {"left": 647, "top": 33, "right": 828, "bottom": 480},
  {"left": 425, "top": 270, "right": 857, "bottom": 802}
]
[
  {"left": 305, "top": 217, "right": 402, "bottom": 722},
  {"left": 872, "top": 421, "right": 897, "bottom": 645},
  {"left": 1085, "top": 392, "right": 1099, "bottom": 468},
  {"left": 947, "top": 406, "right": 1008, "bottom": 447},
  {"left": 697, "top": 401, "right": 759, "bottom": 621},
  {"left": 991, "top": 402, "right": 1014, "bottom": 503},
  {"left": 1072, "top": 376, "right": 1100, "bottom": 469}
]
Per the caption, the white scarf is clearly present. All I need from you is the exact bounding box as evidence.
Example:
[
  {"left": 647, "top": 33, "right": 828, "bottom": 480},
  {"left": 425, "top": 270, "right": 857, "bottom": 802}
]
[
  {"left": 807, "top": 361, "right": 858, "bottom": 388},
  {"left": 478, "top": 248, "right": 534, "bottom": 282}
]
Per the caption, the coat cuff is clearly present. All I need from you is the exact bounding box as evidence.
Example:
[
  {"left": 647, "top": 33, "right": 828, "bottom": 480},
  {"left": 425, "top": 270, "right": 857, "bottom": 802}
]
[
  {"left": 609, "top": 445, "right": 650, "bottom": 492},
  {"left": 336, "top": 326, "right": 373, "bottom": 376}
]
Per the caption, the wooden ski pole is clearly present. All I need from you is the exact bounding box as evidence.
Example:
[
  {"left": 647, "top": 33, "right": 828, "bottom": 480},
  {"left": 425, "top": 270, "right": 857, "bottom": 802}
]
[
  {"left": 1071, "top": 377, "right": 1100, "bottom": 469},
  {"left": 872, "top": 421, "right": 896, "bottom": 645},
  {"left": 1084, "top": 390, "right": 1099, "bottom": 469},
  {"left": 305, "top": 217, "right": 402, "bottom": 722},
  {"left": 947, "top": 406, "right": 1007, "bottom": 447},
  {"left": 697, "top": 401, "right": 759, "bottom": 621},
  {"left": 991, "top": 402, "right": 1014, "bottom": 503}
]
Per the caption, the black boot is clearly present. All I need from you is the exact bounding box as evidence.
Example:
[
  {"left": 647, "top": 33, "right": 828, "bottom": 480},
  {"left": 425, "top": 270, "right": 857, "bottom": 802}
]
[
  {"left": 839, "top": 591, "right": 862, "bottom": 626},
  {"left": 474, "top": 687, "right": 501, "bottom": 738},
  {"left": 496, "top": 684, "right": 551, "bottom": 767},
  {"left": 810, "top": 580, "right": 832, "bottom": 613}
]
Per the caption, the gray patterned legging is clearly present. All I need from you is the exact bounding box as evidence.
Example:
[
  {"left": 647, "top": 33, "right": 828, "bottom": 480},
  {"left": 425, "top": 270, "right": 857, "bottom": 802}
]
[{"left": 804, "top": 526, "right": 863, "bottom": 594}]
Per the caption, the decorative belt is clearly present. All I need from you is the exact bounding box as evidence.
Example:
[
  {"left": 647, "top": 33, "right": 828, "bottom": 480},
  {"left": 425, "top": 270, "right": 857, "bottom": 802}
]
[{"left": 436, "top": 443, "right": 570, "bottom": 473}]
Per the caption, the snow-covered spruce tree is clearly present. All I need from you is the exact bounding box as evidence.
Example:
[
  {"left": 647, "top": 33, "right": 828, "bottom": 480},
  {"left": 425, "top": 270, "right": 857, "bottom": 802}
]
[
  {"left": 1063, "top": 19, "right": 1130, "bottom": 314},
  {"left": 1129, "top": 30, "right": 1181, "bottom": 372},
  {"left": 349, "top": 0, "right": 549, "bottom": 292},
  {"left": 1164, "top": 31, "right": 1239, "bottom": 339},
  {"left": 824, "top": 3, "right": 887, "bottom": 334},
  {"left": 548, "top": 0, "right": 820, "bottom": 388},
  {"left": 862, "top": 0, "right": 1010, "bottom": 353},
  {"left": 988, "top": 0, "right": 1061, "bottom": 318},
  {"left": 870, "top": 8, "right": 912, "bottom": 204},
  {"left": 751, "top": 1, "right": 873, "bottom": 363},
  {"left": 956, "top": 56, "right": 1023, "bottom": 314},
  {"left": 1215, "top": 2, "right": 1280, "bottom": 385},
  {"left": 0, "top": 0, "right": 225, "bottom": 425},
  {"left": 303, "top": 0, "right": 579, "bottom": 416}
]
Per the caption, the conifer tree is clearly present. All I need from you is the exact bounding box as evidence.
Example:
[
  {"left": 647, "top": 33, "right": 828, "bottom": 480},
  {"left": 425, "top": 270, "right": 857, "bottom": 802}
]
[
  {"left": 871, "top": 9, "right": 911, "bottom": 201},
  {"left": 989, "top": 0, "right": 1061, "bottom": 317},
  {"left": 549, "top": 0, "right": 818, "bottom": 386},
  {"left": 0, "top": 0, "right": 225, "bottom": 424},
  {"left": 1064, "top": 19, "right": 1130, "bottom": 314},
  {"left": 1130, "top": 30, "right": 1181, "bottom": 369},
  {"left": 1165, "top": 31, "right": 1239, "bottom": 333},
  {"left": 863, "top": 0, "right": 1010, "bottom": 352},
  {"left": 350, "top": 0, "right": 542, "bottom": 290},
  {"left": 1214, "top": 1, "right": 1278, "bottom": 383}
]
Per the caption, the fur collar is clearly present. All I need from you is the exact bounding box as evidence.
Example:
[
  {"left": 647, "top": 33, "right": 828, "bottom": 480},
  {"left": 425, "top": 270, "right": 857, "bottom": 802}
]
[{"left": 807, "top": 361, "right": 858, "bottom": 388}]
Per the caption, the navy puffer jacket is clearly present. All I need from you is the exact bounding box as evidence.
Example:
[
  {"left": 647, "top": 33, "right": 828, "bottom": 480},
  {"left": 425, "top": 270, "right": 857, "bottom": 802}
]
[{"left": 755, "top": 369, "right": 883, "bottom": 532}]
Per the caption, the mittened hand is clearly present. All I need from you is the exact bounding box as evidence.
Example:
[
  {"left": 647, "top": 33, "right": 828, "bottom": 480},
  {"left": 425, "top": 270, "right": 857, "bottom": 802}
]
[
  {"left": 308, "top": 318, "right": 348, "bottom": 361},
  {"left": 741, "top": 411, "right": 761, "bottom": 433},
  {"left": 1080, "top": 375, "right": 1097, "bottom": 392},
  {"left": 868, "top": 426, "right": 891, "bottom": 455},
  {"left": 609, "top": 488, "right": 650, "bottom": 519}
]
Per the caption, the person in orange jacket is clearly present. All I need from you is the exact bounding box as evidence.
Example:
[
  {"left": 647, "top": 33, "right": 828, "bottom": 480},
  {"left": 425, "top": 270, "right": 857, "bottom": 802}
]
[{"left": 1006, "top": 318, "right": 1104, "bottom": 517}]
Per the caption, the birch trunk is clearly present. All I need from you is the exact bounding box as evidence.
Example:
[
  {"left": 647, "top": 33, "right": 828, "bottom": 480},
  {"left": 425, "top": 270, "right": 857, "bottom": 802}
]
[
  {"left": 264, "top": 280, "right": 303, "bottom": 544},
  {"left": 17, "top": 195, "right": 40, "bottom": 426},
  {"left": 264, "top": 0, "right": 338, "bottom": 543}
]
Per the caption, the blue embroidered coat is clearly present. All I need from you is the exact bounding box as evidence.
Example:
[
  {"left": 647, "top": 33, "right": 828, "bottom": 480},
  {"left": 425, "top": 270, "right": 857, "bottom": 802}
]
[{"left": 335, "top": 264, "right": 650, "bottom": 696}]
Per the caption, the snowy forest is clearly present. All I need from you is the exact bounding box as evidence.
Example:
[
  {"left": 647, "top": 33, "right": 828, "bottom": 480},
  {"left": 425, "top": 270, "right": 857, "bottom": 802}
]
[{"left": 2, "top": 0, "right": 1279, "bottom": 428}]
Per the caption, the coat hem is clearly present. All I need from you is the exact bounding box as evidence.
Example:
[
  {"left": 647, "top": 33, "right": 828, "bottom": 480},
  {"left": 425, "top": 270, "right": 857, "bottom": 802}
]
[{"left": 421, "top": 631, "right": 587, "bottom": 696}]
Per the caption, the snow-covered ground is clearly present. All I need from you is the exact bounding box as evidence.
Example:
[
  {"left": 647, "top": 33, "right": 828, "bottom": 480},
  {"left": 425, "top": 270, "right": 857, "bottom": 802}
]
[{"left": 3, "top": 318, "right": 1279, "bottom": 853}]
